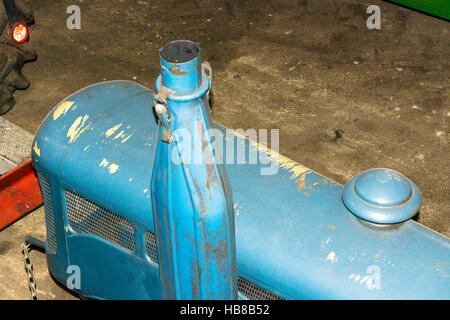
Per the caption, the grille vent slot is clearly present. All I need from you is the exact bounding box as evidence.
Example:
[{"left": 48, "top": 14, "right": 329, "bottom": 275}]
[
  {"left": 145, "top": 231, "right": 159, "bottom": 263},
  {"left": 237, "top": 277, "right": 284, "bottom": 300},
  {"left": 38, "top": 174, "right": 57, "bottom": 254},
  {"left": 65, "top": 190, "right": 135, "bottom": 252}
]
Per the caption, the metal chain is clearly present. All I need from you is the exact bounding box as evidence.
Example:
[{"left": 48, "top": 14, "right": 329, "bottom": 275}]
[{"left": 21, "top": 241, "right": 38, "bottom": 300}]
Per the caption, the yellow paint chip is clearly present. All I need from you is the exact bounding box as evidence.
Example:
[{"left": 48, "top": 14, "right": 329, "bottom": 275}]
[
  {"left": 232, "top": 130, "right": 311, "bottom": 179},
  {"left": 108, "top": 163, "right": 119, "bottom": 174},
  {"left": 113, "top": 130, "right": 126, "bottom": 140},
  {"left": 99, "top": 158, "right": 109, "bottom": 167},
  {"left": 67, "top": 115, "right": 90, "bottom": 143},
  {"left": 121, "top": 135, "right": 132, "bottom": 143},
  {"left": 33, "top": 142, "right": 40, "bottom": 157},
  {"left": 105, "top": 124, "right": 122, "bottom": 138},
  {"left": 53, "top": 101, "right": 76, "bottom": 120},
  {"left": 276, "top": 155, "right": 310, "bottom": 179},
  {"left": 327, "top": 251, "right": 338, "bottom": 263}
]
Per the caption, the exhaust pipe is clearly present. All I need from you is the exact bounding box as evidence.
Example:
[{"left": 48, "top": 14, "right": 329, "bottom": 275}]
[{"left": 151, "top": 40, "right": 237, "bottom": 299}]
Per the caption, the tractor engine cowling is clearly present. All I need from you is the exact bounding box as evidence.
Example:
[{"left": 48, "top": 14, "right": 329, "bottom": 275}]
[{"left": 31, "top": 41, "right": 450, "bottom": 300}]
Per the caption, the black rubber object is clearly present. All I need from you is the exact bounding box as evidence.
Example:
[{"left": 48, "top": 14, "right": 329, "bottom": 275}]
[{"left": 0, "top": 0, "right": 36, "bottom": 115}]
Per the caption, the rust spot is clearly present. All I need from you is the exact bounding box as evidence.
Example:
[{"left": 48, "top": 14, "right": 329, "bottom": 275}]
[
  {"left": 168, "top": 65, "right": 189, "bottom": 76},
  {"left": 296, "top": 173, "right": 306, "bottom": 190}
]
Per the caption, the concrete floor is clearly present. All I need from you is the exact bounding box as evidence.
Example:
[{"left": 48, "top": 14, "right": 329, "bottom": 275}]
[
  {"left": 0, "top": 117, "right": 76, "bottom": 299},
  {"left": 0, "top": 0, "right": 448, "bottom": 299}
]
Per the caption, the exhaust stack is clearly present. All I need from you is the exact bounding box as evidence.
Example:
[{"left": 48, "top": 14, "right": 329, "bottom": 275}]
[{"left": 151, "top": 40, "right": 237, "bottom": 299}]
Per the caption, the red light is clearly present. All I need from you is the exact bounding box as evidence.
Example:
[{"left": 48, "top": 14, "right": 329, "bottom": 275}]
[{"left": 12, "top": 23, "right": 28, "bottom": 44}]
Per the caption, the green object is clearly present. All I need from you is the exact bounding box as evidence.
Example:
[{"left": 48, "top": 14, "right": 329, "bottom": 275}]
[{"left": 389, "top": 0, "right": 450, "bottom": 20}]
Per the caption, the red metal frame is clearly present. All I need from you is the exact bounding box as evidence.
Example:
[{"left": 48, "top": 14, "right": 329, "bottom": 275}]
[{"left": 0, "top": 160, "right": 43, "bottom": 230}]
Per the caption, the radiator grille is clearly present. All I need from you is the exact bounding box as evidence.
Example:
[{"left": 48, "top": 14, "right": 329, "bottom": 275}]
[
  {"left": 65, "top": 190, "right": 135, "bottom": 252},
  {"left": 65, "top": 190, "right": 281, "bottom": 299},
  {"left": 144, "top": 230, "right": 280, "bottom": 299},
  {"left": 237, "top": 277, "right": 284, "bottom": 300},
  {"left": 38, "top": 174, "right": 57, "bottom": 254},
  {"left": 145, "top": 231, "right": 159, "bottom": 263}
]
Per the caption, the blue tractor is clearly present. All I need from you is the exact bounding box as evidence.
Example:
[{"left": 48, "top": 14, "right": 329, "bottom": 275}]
[{"left": 29, "top": 40, "right": 449, "bottom": 300}]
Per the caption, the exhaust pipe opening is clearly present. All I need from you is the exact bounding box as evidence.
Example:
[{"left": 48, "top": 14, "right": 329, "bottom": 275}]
[{"left": 160, "top": 40, "right": 200, "bottom": 64}]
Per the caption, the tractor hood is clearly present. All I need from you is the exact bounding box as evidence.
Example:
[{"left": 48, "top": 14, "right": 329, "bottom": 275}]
[
  {"left": 32, "top": 81, "right": 157, "bottom": 229},
  {"left": 32, "top": 80, "right": 450, "bottom": 299}
]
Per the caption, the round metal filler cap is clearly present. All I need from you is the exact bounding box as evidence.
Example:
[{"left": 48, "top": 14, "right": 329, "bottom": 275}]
[{"left": 342, "top": 168, "right": 421, "bottom": 224}]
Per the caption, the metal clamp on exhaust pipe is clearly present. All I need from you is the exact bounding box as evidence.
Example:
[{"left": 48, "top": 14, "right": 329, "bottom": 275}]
[{"left": 153, "top": 56, "right": 212, "bottom": 144}]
